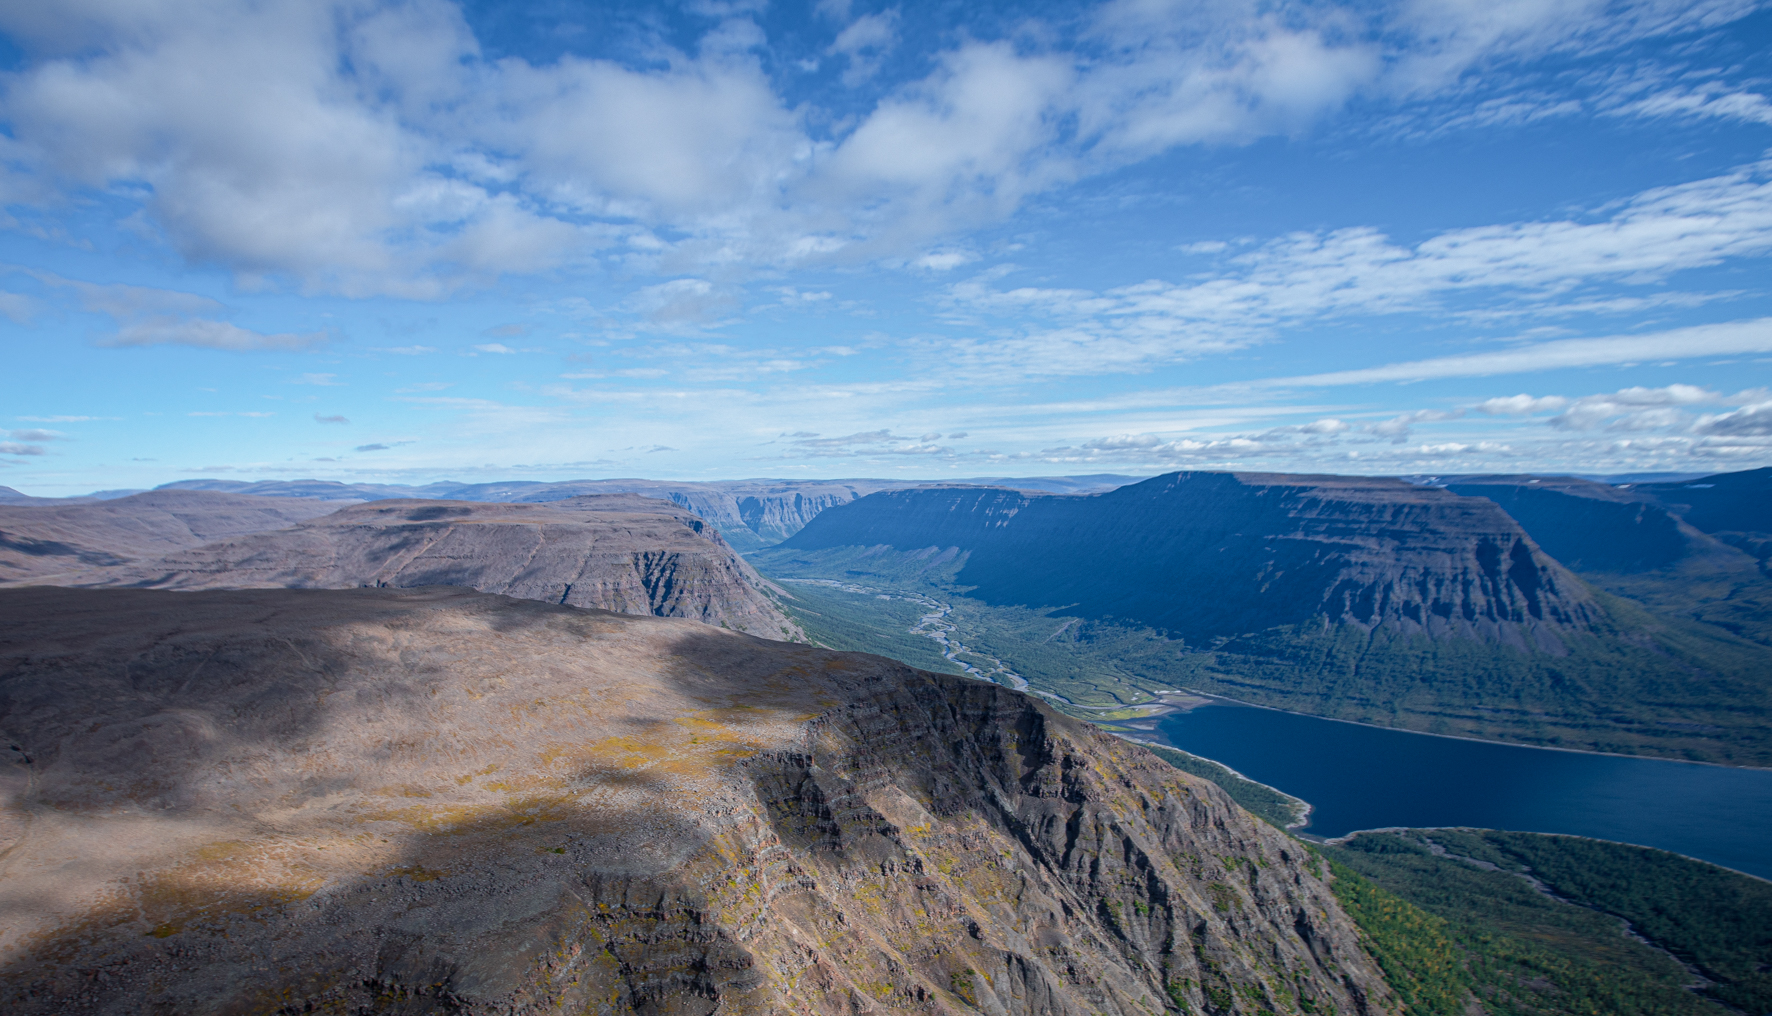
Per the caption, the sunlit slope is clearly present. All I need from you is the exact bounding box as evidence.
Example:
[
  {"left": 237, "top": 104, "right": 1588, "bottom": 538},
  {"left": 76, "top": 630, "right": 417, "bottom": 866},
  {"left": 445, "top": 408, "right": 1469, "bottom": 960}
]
[{"left": 0, "top": 586, "right": 1390, "bottom": 1016}]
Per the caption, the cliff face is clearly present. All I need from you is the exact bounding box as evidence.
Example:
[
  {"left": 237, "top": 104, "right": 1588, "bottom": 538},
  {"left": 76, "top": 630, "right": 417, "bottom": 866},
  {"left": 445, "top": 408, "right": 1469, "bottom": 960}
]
[
  {"left": 784, "top": 471, "right": 1601, "bottom": 652},
  {"left": 0, "top": 587, "right": 1392, "bottom": 1016},
  {"left": 72, "top": 495, "right": 800, "bottom": 640},
  {"left": 1443, "top": 475, "right": 1754, "bottom": 575},
  {"left": 0, "top": 490, "right": 344, "bottom": 584}
]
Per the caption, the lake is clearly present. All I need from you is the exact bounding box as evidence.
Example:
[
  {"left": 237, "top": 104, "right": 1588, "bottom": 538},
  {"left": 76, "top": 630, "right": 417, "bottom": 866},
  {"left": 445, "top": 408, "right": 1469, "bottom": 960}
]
[{"left": 1156, "top": 700, "right": 1772, "bottom": 880}]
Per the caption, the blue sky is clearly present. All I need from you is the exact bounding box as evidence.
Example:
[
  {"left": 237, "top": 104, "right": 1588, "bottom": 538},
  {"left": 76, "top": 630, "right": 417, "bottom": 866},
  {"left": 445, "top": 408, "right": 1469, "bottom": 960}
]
[{"left": 3, "top": 0, "right": 1771, "bottom": 495}]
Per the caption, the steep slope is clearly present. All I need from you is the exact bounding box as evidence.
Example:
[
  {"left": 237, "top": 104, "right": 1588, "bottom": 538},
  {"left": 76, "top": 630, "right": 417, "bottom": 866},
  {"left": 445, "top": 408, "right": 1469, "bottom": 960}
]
[
  {"left": 763, "top": 471, "right": 1772, "bottom": 763},
  {"left": 77, "top": 495, "right": 800, "bottom": 639},
  {"left": 1446, "top": 473, "right": 1772, "bottom": 649},
  {"left": 1631, "top": 467, "right": 1772, "bottom": 574},
  {"left": 784, "top": 471, "right": 1601, "bottom": 652},
  {"left": 1442, "top": 475, "right": 1743, "bottom": 575},
  {"left": 0, "top": 586, "right": 1393, "bottom": 1016},
  {"left": 0, "top": 490, "right": 345, "bottom": 584}
]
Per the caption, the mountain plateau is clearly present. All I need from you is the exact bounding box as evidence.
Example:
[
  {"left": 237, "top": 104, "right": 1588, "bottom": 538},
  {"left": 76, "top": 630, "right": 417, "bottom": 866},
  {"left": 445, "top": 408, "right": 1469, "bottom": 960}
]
[
  {"left": 62, "top": 495, "right": 800, "bottom": 640},
  {"left": 0, "top": 586, "right": 1392, "bottom": 1016}
]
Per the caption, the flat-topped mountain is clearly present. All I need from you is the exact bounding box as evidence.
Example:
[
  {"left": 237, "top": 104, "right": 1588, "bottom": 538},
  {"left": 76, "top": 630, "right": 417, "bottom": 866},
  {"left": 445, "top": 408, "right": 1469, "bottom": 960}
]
[
  {"left": 0, "top": 586, "right": 1390, "bottom": 1015},
  {"left": 74, "top": 495, "right": 799, "bottom": 639},
  {"left": 783, "top": 471, "right": 1601, "bottom": 652},
  {"left": 0, "top": 489, "right": 345, "bottom": 584},
  {"left": 762, "top": 470, "right": 1772, "bottom": 763},
  {"left": 147, "top": 474, "right": 1145, "bottom": 550}
]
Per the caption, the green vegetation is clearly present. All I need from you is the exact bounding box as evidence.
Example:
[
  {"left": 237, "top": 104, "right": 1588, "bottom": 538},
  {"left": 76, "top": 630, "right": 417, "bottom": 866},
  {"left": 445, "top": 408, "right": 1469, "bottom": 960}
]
[
  {"left": 1144, "top": 743, "right": 1306, "bottom": 831},
  {"left": 754, "top": 544, "right": 1772, "bottom": 765},
  {"left": 773, "top": 579, "right": 963, "bottom": 677},
  {"left": 1321, "top": 856, "right": 1469, "bottom": 1016},
  {"left": 1419, "top": 830, "right": 1772, "bottom": 1015},
  {"left": 1323, "top": 830, "right": 1765, "bottom": 1016}
]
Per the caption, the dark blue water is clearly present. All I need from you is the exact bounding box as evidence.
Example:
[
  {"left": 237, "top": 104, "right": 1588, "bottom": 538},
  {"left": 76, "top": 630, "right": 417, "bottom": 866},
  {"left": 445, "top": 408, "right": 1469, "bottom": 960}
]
[{"left": 1158, "top": 701, "right": 1772, "bottom": 880}]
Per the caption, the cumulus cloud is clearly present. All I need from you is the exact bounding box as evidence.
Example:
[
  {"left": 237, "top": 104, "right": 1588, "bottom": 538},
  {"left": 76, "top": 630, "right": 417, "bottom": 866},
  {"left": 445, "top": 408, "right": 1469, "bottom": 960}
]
[
  {"left": 828, "top": 9, "right": 899, "bottom": 85},
  {"left": 1369, "top": 409, "right": 1463, "bottom": 443},
  {"left": 1472, "top": 394, "right": 1571, "bottom": 415},
  {"left": 1694, "top": 402, "right": 1772, "bottom": 437},
  {"left": 2, "top": 0, "right": 1752, "bottom": 297}
]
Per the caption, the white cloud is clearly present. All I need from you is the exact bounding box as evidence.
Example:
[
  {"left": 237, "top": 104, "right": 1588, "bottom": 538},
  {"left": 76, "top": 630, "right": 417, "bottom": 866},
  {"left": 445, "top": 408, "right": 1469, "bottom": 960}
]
[
  {"left": 829, "top": 9, "right": 899, "bottom": 86},
  {"left": 1273, "top": 319, "right": 1772, "bottom": 387},
  {"left": 0, "top": 0, "right": 1762, "bottom": 300},
  {"left": 1472, "top": 394, "right": 1572, "bottom": 414},
  {"left": 911, "top": 250, "right": 975, "bottom": 271},
  {"left": 936, "top": 163, "right": 1772, "bottom": 377},
  {"left": 105, "top": 318, "right": 327, "bottom": 351},
  {"left": 472, "top": 343, "right": 516, "bottom": 354},
  {"left": 1694, "top": 401, "right": 1772, "bottom": 436},
  {"left": 1370, "top": 409, "right": 1463, "bottom": 442},
  {"left": 292, "top": 372, "right": 343, "bottom": 385}
]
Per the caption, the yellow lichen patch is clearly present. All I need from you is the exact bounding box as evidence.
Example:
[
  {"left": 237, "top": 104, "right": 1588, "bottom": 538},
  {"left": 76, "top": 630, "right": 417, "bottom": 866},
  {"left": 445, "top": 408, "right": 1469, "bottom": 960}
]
[
  {"left": 368, "top": 784, "right": 434, "bottom": 799},
  {"left": 361, "top": 793, "right": 583, "bottom": 836},
  {"left": 382, "top": 864, "right": 449, "bottom": 883},
  {"left": 118, "top": 842, "right": 324, "bottom": 942}
]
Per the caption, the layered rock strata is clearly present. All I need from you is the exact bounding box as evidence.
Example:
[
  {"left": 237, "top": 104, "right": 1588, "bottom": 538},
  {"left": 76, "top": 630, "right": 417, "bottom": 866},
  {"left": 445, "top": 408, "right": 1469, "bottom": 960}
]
[
  {"left": 782, "top": 471, "right": 1602, "bottom": 652},
  {"left": 0, "top": 586, "right": 1392, "bottom": 1016},
  {"left": 1443, "top": 475, "right": 1755, "bottom": 576},
  {"left": 76, "top": 495, "right": 799, "bottom": 639}
]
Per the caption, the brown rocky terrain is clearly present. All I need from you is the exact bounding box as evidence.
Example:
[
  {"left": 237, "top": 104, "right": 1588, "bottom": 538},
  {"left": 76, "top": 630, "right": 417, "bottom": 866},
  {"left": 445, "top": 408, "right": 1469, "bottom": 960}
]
[
  {"left": 0, "top": 490, "right": 346, "bottom": 585},
  {"left": 0, "top": 586, "right": 1393, "bottom": 1015},
  {"left": 71, "top": 496, "right": 801, "bottom": 640}
]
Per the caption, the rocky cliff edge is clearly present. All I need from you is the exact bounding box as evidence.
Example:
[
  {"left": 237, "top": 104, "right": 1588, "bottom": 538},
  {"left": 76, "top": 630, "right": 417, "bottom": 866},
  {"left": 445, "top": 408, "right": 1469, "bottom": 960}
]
[{"left": 0, "top": 587, "right": 1391, "bottom": 1016}]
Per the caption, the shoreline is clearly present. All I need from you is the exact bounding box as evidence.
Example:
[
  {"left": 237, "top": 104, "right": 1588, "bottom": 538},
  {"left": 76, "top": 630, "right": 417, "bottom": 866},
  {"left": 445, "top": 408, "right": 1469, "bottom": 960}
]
[
  {"left": 1146, "top": 687, "right": 1772, "bottom": 773},
  {"left": 1314, "top": 826, "right": 1772, "bottom": 885},
  {"left": 1113, "top": 731, "right": 1314, "bottom": 831}
]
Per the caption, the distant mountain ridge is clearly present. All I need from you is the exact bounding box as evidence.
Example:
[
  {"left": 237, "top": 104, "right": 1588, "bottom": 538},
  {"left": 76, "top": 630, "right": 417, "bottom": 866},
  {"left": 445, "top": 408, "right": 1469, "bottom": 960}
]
[
  {"left": 56, "top": 494, "right": 800, "bottom": 639},
  {"left": 0, "top": 490, "right": 343, "bottom": 584},
  {"left": 782, "top": 471, "right": 1602, "bottom": 652},
  {"left": 761, "top": 467, "right": 1772, "bottom": 763},
  {"left": 151, "top": 474, "right": 1146, "bottom": 550}
]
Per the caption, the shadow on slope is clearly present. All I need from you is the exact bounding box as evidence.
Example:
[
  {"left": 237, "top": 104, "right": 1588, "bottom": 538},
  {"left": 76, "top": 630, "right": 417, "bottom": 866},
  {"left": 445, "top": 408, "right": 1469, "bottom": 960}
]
[{"left": 0, "top": 586, "right": 1388, "bottom": 1016}]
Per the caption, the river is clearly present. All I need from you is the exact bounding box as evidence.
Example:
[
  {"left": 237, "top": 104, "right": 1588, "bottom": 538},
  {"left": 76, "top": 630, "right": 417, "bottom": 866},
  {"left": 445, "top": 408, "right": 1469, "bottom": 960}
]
[{"left": 1156, "top": 699, "right": 1772, "bottom": 880}]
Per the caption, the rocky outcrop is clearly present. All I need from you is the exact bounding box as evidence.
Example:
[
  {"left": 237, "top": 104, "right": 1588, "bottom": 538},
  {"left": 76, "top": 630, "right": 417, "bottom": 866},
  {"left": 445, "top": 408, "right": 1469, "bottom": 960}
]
[
  {"left": 781, "top": 471, "right": 1602, "bottom": 652},
  {"left": 73, "top": 495, "right": 800, "bottom": 640},
  {"left": 0, "top": 586, "right": 1393, "bottom": 1015},
  {"left": 0, "top": 490, "right": 344, "bottom": 585}
]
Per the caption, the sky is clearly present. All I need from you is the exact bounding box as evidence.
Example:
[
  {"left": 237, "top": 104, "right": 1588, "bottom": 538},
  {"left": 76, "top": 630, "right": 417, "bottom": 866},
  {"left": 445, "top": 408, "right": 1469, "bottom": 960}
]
[{"left": 2, "top": 0, "right": 1772, "bottom": 495}]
